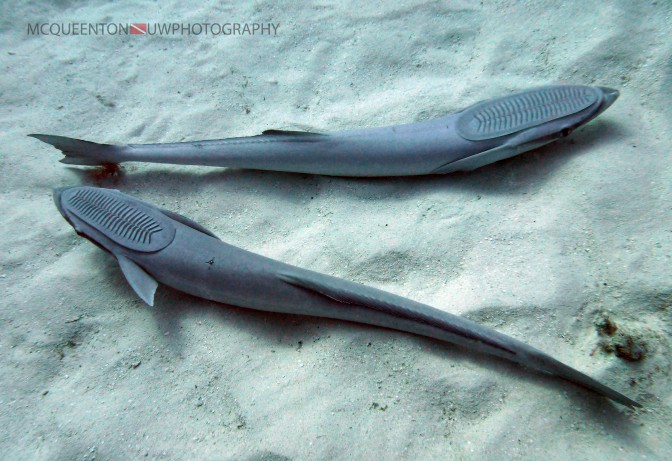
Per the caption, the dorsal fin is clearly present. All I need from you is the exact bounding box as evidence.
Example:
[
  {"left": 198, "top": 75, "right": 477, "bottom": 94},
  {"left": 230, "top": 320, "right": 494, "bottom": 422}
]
[
  {"left": 277, "top": 271, "right": 517, "bottom": 355},
  {"left": 160, "top": 209, "right": 220, "bottom": 240},
  {"left": 278, "top": 271, "right": 386, "bottom": 309},
  {"left": 261, "top": 129, "right": 325, "bottom": 136}
]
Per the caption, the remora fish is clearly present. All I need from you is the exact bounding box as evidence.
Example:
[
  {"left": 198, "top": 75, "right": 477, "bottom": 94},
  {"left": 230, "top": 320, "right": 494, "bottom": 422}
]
[
  {"left": 33, "top": 85, "right": 618, "bottom": 176},
  {"left": 54, "top": 186, "right": 640, "bottom": 407}
]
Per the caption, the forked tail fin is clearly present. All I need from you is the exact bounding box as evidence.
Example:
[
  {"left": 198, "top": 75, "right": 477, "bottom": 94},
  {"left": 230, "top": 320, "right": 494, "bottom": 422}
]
[
  {"left": 29, "top": 134, "right": 123, "bottom": 166},
  {"left": 526, "top": 348, "right": 641, "bottom": 408}
]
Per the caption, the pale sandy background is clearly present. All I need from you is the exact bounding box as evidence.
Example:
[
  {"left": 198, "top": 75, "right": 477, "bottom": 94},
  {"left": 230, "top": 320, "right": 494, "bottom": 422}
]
[{"left": 1, "top": 1, "right": 671, "bottom": 459}]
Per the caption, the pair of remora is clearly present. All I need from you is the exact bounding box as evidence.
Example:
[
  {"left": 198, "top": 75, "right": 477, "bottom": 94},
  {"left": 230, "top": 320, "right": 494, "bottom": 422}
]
[{"left": 43, "top": 85, "right": 639, "bottom": 407}]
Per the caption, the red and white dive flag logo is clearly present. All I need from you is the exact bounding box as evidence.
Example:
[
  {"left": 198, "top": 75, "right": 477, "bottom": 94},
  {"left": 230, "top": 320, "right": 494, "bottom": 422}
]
[{"left": 130, "top": 23, "right": 147, "bottom": 35}]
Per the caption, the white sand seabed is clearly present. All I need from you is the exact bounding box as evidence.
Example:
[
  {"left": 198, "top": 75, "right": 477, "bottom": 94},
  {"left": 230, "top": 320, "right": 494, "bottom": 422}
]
[{"left": 1, "top": 0, "right": 671, "bottom": 459}]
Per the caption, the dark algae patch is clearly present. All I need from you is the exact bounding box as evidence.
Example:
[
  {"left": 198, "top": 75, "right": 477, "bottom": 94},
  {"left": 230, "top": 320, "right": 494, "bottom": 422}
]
[
  {"left": 594, "top": 312, "right": 648, "bottom": 362},
  {"left": 614, "top": 336, "right": 648, "bottom": 362}
]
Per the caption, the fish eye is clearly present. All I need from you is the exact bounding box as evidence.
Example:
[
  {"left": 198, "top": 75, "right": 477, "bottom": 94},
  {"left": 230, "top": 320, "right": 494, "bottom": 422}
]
[{"left": 561, "top": 127, "right": 572, "bottom": 137}]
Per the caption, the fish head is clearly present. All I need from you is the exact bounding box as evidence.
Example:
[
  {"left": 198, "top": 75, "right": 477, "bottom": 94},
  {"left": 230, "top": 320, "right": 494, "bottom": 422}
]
[
  {"left": 53, "top": 186, "right": 176, "bottom": 255},
  {"left": 438, "top": 85, "right": 619, "bottom": 173},
  {"left": 456, "top": 85, "right": 619, "bottom": 149}
]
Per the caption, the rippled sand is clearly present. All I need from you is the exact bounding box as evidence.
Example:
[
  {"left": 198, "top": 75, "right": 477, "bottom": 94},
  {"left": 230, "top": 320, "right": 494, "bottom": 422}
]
[{"left": 1, "top": 1, "right": 671, "bottom": 459}]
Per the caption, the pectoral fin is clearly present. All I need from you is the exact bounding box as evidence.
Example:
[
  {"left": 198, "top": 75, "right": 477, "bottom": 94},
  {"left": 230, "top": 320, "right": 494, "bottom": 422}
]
[
  {"left": 431, "top": 143, "right": 519, "bottom": 174},
  {"left": 117, "top": 255, "right": 158, "bottom": 306},
  {"left": 432, "top": 129, "right": 560, "bottom": 174},
  {"left": 160, "top": 209, "right": 220, "bottom": 240}
]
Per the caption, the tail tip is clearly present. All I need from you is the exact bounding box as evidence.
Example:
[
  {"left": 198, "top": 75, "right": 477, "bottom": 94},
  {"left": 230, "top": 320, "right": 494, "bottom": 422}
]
[{"left": 29, "top": 133, "right": 119, "bottom": 166}]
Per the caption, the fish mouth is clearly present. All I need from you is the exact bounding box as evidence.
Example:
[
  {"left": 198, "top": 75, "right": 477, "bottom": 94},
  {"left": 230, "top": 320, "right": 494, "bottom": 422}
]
[
  {"left": 52, "top": 186, "right": 78, "bottom": 219},
  {"left": 562, "top": 86, "right": 619, "bottom": 135},
  {"left": 597, "top": 86, "right": 619, "bottom": 113}
]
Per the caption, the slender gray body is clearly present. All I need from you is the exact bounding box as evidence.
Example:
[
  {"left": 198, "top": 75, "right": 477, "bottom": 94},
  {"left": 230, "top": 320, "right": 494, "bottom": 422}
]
[
  {"left": 54, "top": 186, "right": 640, "bottom": 408},
  {"left": 33, "top": 85, "right": 619, "bottom": 176}
]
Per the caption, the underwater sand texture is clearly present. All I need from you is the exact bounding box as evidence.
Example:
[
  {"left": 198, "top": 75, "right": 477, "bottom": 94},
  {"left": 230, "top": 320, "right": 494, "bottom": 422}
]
[{"left": 1, "top": 0, "right": 671, "bottom": 459}]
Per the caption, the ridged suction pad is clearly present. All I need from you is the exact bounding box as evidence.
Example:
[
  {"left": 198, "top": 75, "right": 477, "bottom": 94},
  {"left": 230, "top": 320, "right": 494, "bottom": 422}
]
[
  {"left": 61, "top": 187, "right": 175, "bottom": 252},
  {"left": 457, "top": 86, "right": 599, "bottom": 141}
]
